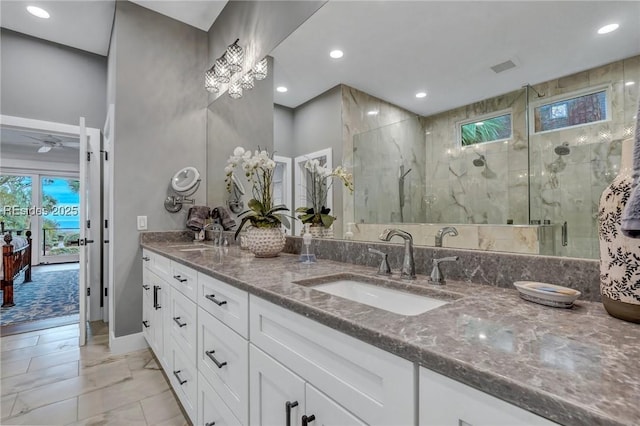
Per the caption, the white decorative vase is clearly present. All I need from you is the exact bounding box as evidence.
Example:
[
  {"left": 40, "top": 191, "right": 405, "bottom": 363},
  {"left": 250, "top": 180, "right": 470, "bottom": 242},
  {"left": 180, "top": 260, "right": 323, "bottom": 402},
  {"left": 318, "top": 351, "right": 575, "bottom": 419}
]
[
  {"left": 598, "top": 138, "right": 640, "bottom": 323},
  {"left": 304, "top": 225, "right": 334, "bottom": 239},
  {"left": 246, "top": 227, "right": 285, "bottom": 258}
]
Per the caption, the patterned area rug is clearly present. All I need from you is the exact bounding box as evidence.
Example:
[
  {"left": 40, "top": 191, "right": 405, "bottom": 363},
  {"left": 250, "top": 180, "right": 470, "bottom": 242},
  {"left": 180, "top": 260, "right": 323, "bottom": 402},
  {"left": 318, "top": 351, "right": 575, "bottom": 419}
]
[{"left": 0, "top": 269, "right": 79, "bottom": 326}]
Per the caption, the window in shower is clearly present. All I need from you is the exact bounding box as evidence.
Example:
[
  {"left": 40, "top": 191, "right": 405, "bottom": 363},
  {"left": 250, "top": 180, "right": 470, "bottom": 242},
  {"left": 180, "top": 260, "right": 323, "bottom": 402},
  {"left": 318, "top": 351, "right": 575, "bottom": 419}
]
[
  {"left": 532, "top": 86, "right": 609, "bottom": 134},
  {"left": 459, "top": 111, "right": 512, "bottom": 146}
]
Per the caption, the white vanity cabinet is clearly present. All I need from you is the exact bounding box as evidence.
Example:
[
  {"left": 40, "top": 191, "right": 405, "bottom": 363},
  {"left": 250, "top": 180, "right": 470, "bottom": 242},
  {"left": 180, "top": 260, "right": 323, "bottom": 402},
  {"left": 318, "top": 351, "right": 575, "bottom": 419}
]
[
  {"left": 249, "top": 295, "right": 415, "bottom": 426},
  {"left": 419, "top": 367, "right": 555, "bottom": 426},
  {"left": 141, "top": 252, "right": 167, "bottom": 364}
]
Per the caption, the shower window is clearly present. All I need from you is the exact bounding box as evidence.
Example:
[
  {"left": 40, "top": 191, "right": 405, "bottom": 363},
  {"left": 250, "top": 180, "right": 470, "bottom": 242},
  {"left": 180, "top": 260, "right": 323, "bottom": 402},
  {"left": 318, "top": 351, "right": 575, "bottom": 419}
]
[
  {"left": 532, "top": 86, "right": 609, "bottom": 134},
  {"left": 459, "top": 111, "right": 512, "bottom": 146}
]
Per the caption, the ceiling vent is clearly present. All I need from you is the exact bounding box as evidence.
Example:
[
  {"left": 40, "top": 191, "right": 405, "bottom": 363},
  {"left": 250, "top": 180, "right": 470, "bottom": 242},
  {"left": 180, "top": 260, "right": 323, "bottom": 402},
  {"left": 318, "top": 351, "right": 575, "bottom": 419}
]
[{"left": 491, "top": 60, "right": 517, "bottom": 74}]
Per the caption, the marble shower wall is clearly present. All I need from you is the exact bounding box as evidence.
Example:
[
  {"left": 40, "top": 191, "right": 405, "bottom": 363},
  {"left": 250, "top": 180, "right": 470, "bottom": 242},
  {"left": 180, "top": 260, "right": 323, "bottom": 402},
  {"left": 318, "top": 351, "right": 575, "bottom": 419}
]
[
  {"left": 352, "top": 117, "right": 426, "bottom": 223},
  {"left": 529, "top": 56, "right": 640, "bottom": 258}
]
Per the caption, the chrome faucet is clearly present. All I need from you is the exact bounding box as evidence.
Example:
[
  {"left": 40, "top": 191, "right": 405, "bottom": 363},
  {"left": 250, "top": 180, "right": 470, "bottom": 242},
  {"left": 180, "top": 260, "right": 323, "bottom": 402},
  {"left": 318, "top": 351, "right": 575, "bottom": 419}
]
[
  {"left": 435, "top": 226, "right": 458, "bottom": 247},
  {"left": 429, "top": 256, "right": 459, "bottom": 285},
  {"left": 379, "top": 229, "right": 416, "bottom": 280},
  {"left": 207, "top": 223, "right": 224, "bottom": 246},
  {"left": 368, "top": 248, "right": 391, "bottom": 275}
]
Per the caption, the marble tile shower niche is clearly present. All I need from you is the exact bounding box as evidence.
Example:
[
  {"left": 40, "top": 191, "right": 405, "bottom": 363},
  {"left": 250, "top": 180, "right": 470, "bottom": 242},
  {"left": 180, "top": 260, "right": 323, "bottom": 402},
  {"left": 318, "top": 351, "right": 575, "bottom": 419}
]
[{"left": 349, "top": 55, "right": 639, "bottom": 259}]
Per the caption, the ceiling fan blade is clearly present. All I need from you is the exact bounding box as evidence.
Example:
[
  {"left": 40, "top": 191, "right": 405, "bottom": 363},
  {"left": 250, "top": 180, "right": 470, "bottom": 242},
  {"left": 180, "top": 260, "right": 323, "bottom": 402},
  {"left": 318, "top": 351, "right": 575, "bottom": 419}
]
[{"left": 38, "top": 145, "right": 52, "bottom": 153}]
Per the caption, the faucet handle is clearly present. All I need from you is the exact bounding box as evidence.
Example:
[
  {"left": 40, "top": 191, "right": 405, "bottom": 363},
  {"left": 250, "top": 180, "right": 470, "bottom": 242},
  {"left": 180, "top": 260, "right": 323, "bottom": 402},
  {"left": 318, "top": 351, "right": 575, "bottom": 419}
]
[
  {"left": 368, "top": 248, "right": 391, "bottom": 275},
  {"left": 429, "top": 256, "right": 459, "bottom": 285}
]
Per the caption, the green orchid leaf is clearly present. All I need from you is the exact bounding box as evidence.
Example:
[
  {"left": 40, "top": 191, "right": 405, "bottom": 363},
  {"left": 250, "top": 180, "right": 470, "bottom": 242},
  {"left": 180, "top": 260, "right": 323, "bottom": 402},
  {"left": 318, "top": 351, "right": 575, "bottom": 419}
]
[
  {"left": 234, "top": 216, "right": 253, "bottom": 239},
  {"left": 321, "top": 214, "right": 335, "bottom": 228},
  {"left": 248, "top": 198, "right": 264, "bottom": 213}
]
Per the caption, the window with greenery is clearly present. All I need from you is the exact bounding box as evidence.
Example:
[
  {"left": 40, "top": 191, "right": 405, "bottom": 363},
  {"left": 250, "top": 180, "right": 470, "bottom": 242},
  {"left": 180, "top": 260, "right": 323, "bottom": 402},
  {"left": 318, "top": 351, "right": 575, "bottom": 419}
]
[
  {"left": 460, "top": 113, "right": 512, "bottom": 146},
  {"left": 533, "top": 89, "right": 608, "bottom": 133}
]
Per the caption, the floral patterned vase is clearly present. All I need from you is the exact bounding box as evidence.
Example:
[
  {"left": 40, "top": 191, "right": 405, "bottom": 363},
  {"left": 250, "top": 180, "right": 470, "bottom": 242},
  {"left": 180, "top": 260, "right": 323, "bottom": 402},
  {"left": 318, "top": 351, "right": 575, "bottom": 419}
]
[
  {"left": 598, "top": 138, "right": 640, "bottom": 323},
  {"left": 246, "top": 227, "right": 285, "bottom": 258}
]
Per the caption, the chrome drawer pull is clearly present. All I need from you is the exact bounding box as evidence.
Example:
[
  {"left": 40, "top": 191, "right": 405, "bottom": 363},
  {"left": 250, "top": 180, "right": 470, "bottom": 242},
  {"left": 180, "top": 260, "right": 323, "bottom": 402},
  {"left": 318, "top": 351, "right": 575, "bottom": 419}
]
[
  {"left": 173, "top": 317, "right": 187, "bottom": 328},
  {"left": 173, "top": 275, "right": 187, "bottom": 283},
  {"left": 173, "top": 370, "right": 187, "bottom": 385},
  {"left": 142, "top": 321, "right": 149, "bottom": 328},
  {"left": 205, "top": 294, "right": 227, "bottom": 306},
  {"left": 205, "top": 350, "right": 228, "bottom": 368}
]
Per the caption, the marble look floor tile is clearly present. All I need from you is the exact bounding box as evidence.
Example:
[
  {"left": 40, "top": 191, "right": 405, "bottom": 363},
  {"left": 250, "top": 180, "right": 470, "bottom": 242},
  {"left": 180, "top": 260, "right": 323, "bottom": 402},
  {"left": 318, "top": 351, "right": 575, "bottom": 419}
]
[
  {"left": 1, "top": 337, "right": 77, "bottom": 362},
  {"left": 36, "top": 328, "right": 79, "bottom": 345},
  {"left": 66, "top": 401, "right": 147, "bottom": 426},
  {"left": 11, "top": 361, "right": 131, "bottom": 416},
  {"left": 125, "top": 349, "right": 159, "bottom": 372},
  {"left": 4, "top": 397, "right": 77, "bottom": 425},
  {"left": 154, "top": 413, "right": 190, "bottom": 426},
  {"left": 0, "top": 324, "right": 78, "bottom": 344},
  {"left": 0, "top": 335, "right": 40, "bottom": 352},
  {"left": 1, "top": 358, "right": 31, "bottom": 378},
  {"left": 28, "top": 348, "right": 80, "bottom": 372},
  {"left": 1, "top": 394, "right": 17, "bottom": 420},
  {"left": 77, "top": 368, "right": 170, "bottom": 420},
  {"left": 79, "top": 352, "right": 126, "bottom": 369},
  {"left": 140, "top": 389, "right": 184, "bottom": 424},
  {"left": 1, "top": 361, "right": 78, "bottom": 396}
]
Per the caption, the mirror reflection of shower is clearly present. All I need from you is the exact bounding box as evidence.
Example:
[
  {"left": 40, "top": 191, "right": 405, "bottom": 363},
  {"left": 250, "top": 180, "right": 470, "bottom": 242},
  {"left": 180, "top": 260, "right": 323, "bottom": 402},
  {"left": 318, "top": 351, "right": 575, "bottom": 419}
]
[
  {"left": 399, "top": 164, "right": 412, "bottom": 222},
  {"left": 472, "top": 153, "right": 497, "bottom": 179},
  {"left": 548, "top": 142, "right": 571, "bottom": 174}
]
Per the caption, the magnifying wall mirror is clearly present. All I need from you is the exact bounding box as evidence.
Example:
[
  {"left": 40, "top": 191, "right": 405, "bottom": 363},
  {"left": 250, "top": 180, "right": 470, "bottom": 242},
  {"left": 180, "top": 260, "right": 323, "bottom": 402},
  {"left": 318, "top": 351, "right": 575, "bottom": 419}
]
[{"left": 165, "top": 166, "right": 201, "bottom": 212}]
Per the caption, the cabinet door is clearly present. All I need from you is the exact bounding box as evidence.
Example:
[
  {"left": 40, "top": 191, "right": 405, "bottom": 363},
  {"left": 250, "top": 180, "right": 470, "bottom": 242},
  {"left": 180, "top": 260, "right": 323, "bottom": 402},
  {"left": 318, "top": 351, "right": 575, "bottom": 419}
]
[
  {"left": 419, "top": 367, "right": 554, "bottom": 426},
  {"left": 250, "top": 345, "right": 305, "bottom": 426},
  {"left": 304, "top": 383, "right": 368, "bottom": 426},
  {"left": 198, "top": 372, "right": 243, "bottom": 426},
  {"left": 169, "top": 288, "right": 197, "bottom": 364}
]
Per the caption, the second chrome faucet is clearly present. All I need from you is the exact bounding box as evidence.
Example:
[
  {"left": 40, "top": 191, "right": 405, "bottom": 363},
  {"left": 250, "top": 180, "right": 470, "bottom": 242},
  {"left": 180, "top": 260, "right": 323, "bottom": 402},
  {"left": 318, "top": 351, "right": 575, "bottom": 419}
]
[{"left": 379, "top": 228, "right": 416, "bottom": 280}]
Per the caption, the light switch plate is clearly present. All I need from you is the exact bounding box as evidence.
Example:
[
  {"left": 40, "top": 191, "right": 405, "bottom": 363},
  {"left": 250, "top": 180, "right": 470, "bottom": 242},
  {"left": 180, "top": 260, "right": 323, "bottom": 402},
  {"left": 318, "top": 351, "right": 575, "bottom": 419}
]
[{"left": 137, "top": 215, "right": 147, "bottom": 231}]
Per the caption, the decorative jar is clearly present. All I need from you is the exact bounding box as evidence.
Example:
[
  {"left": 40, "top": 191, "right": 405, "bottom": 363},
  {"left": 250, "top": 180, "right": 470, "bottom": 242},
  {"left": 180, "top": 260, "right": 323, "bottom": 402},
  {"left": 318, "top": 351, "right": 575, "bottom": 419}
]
[{"left": 246, "top": 227, "right": 286, "bottom": 258}]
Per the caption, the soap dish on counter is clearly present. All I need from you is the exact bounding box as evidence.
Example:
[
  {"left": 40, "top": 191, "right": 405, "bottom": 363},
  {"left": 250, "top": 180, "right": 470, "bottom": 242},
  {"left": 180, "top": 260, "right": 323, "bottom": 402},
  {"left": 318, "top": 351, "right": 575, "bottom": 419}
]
[{"left": 513, "top": 281, "right": 581, "bottom": 308}]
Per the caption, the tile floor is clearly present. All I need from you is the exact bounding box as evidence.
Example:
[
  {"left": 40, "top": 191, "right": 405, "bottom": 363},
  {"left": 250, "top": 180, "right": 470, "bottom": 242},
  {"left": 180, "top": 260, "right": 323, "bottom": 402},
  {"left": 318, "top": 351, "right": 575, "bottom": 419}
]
[{"left": 0, "top": 321, "right": 189, "bottom": 425}]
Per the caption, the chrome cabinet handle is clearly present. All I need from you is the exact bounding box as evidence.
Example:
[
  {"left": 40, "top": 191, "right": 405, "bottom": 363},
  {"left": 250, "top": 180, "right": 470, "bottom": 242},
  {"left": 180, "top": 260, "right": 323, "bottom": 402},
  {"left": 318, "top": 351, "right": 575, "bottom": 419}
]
[
  {"left": 205, "top": 350, "right": 227, "bottom": 368},
  {"left": 286, "top": 401, "right": 299, "bottom": 426},
  {"left": 142, "top": 284, "right": 150, "bottom": 290},
  {"left": 302, "top": 414, "right": 316, "bottom": 425},
  {"left": 205, "top": 294, "right": 227, "bottom": 306},
  {"left": 173, "top": 317, "right": 187, "bottom": 328},
  {"left": 173, "top": 275, "right": 187, "bottom": 283},
  {"left": 142, "top": 320, "right": 149, "bottom": 328},
  {"left": 153, "top": 285, "right": 161, "bottom": 310},
  {"left": 173, "top": 370, "right": 187, "bottom": 385},
  {"left": 142, "top": 256, "right": 150, "bottom": 261}
]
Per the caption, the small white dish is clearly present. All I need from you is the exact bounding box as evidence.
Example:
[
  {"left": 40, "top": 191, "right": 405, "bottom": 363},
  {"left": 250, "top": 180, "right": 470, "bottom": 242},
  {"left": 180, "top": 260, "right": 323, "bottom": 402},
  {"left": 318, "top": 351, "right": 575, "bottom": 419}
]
[{"left": 513, "top": 281, "right": 581, "bottom": 308}]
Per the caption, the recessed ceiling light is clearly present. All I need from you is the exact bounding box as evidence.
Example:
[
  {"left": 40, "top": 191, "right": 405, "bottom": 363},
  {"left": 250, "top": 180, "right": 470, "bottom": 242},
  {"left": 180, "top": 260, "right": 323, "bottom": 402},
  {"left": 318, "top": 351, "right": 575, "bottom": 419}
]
[
  {"left": 367, "top": 110, "right": 378, "bottom": 116},
  {"left": 276, "top": 86, "right": 288, "bottom": 93},
  {"left": 597, "top": 23, "right": 619, "bottom": 34},
  {"left": 415, "top": 92, "right": 427, "bottom": 99},
  {"left": 625, "top": 81, "right": 635, "bottom": 86},
  {"left": 329, "top": 50, "right": 344, "bottom": 59},
  {"left": 27, "top": 5, "right": 50, "bottom": 19}
]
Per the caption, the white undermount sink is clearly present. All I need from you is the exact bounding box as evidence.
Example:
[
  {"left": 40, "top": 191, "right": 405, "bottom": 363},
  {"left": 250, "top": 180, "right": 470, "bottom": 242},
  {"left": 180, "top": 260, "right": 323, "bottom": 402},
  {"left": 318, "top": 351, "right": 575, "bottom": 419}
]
[{"left": 311, "top": 279, "right": 448, "bottom": 316}]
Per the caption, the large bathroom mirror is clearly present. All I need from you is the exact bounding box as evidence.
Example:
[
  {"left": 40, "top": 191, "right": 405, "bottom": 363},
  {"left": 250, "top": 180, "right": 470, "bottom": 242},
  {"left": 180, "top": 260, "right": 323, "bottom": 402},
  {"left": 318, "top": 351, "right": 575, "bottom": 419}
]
[{"left": 208, "top": 1, "right": 640, "bottom": 259}]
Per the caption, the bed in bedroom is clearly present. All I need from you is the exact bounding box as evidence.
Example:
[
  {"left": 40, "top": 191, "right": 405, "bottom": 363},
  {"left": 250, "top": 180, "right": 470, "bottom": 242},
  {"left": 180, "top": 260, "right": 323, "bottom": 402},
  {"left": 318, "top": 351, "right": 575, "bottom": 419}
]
[{"left": 1, "top": 229, "right": 32, "bottom": 308}]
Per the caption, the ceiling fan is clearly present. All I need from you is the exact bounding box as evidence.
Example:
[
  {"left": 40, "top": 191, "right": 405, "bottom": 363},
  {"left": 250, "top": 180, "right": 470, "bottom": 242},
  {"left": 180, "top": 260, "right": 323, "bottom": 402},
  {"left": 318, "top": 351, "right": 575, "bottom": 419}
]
[{"left": 26, "top": 135, "right": 76, "bottom": 153}]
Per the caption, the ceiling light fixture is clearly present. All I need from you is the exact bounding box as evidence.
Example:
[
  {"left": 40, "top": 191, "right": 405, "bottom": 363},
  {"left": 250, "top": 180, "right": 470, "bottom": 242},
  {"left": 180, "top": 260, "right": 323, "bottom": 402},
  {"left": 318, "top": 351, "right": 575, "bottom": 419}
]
[
  {"left": 27, "top": 5, "right": 49, "bottom": 18},
  {"left": 415, "top": 92, "right": 427, "bottom": 99},
  {"left": 329, "top": 50, "right": 344, "bottom": 59},
  {"left": 276, "top": 86, "right": 288, "bottom": 93},
  {"left": 204, "top": 39, "right": 268, "bottom": 100},
  {"left": 597, "top": 23, "right": 619, "bottom": 34},
  {"left": 367, "top": 110, "right": 379, "bottom": 116}
]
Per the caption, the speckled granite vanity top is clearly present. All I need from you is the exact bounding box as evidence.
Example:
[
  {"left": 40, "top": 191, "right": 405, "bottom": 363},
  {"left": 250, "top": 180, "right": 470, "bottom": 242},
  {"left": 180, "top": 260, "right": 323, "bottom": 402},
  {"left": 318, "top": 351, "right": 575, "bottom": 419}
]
[{"left": 142, "top": 241, "right": 639, "bottom": 426}]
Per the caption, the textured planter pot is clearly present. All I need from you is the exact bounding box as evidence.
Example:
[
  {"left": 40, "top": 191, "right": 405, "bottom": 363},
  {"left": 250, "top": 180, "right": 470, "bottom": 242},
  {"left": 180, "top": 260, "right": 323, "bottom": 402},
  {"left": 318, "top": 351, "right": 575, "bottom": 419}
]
[
  {"left": 246, "top": 227, "right": 285, "bottom": 258},
  {"left": 598, "top": 138, "right": 640, "bottom": 323},
  {"left": 305, "top": 225, "right": 334, "bottom": 239}
]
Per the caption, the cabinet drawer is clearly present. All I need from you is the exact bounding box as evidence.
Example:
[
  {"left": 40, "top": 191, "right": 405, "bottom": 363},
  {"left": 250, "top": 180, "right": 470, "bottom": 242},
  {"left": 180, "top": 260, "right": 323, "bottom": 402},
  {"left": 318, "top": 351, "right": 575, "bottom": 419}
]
[
  {"left": 419, "top": 367, "right": 555, "bottom": 426},
  {"left": 198, "top": 372, "right": 243, "bottom": 426},
  {"left": 168, "top": 339, "right": 197, "bottom": 423},
  {"left": 198, "top": 273, "right": 248, "bottom": 338},
  {"left": 169, "top": 287, "right": 197, "bottom": 364},
  {"left": 250, "top": 296, "right": 414, "bottom": 426},
  {"left": 198, "top": 308, "right": 248, "bottom": 425},
  {"left": 142, "top": 249, "right": 171, "bottom": 281},
  {"left": 170, "top": 261, "right": 198, "bottom": 301}
]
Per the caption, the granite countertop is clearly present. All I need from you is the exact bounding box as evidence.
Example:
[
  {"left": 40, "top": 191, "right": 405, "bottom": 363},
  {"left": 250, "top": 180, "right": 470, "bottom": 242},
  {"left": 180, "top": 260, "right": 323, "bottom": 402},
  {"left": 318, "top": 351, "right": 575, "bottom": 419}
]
[{"left": 141, "top": 241, "right": 640, "bottom": 426}]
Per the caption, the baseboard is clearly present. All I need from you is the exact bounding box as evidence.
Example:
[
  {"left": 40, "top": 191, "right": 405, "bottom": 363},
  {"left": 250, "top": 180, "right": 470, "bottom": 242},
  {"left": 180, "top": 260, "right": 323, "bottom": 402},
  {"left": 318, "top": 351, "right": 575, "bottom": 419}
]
[{"left": 109, "top": 330, "right": 148, "bottom": 354}]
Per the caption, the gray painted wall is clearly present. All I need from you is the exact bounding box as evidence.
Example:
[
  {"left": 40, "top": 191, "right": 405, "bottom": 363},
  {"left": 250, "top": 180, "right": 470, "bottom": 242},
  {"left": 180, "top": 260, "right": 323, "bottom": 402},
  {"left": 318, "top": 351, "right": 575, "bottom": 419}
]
[
  {"left": 0, "top": 29, "right": 107, "bottom": 129},
  {"left": 110, "top": 2, "right": 207, "bottom": 337},
  {"left": 274, "top": 104, "right": 295, "bottom": 157},
  {"left": 291, "top": 85, "right": 343, "bottom": 234}
]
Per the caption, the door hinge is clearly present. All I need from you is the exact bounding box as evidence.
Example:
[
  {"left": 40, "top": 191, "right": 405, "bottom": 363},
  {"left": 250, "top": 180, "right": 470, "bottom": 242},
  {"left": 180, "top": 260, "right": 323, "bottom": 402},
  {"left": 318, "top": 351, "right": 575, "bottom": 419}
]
[
  {"left": 104, "top": 219, "right": 108, "bottom": 229},
  {"left": 87, "top": 220, "right": 91, "bottom": 229},
  {"left": 87, "top": 287, "right": 90, "bottom": 296},
  {"left": 101, "top": 150, "right": 109, "bottom": 161},
  {"left": 87, "top": 152, "right": 91, "bottom": 162}
]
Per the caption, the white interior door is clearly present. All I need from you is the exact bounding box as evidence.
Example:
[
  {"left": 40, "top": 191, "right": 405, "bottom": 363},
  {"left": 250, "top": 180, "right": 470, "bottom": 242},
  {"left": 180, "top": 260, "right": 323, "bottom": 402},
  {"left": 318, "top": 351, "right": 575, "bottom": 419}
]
[
  {"left": 78, "top": 117, "right": 88, "bottom": 346},
  {"left": 87, "top": 127, "right": 101, "bottom": 321}
]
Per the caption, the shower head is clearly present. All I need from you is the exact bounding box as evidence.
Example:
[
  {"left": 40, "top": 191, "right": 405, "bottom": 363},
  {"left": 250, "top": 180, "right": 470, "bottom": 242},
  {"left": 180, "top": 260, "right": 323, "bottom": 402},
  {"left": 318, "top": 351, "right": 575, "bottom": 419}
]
[
  {"left": 472, "top": 154, "right": 486, "bottom": 167},
  {"left": 554, "top": 142, "right": 570, "bottom": 156}
]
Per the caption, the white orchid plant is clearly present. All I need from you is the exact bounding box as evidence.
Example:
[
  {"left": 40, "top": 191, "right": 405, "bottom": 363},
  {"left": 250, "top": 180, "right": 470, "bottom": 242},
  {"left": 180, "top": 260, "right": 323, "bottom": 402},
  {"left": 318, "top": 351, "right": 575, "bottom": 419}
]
[
  {"left": 295, "top": 159, "right": 354, "bottom": 228},
  {"left": 225, "top": 147, "right": 291, "bottom": 238}
]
